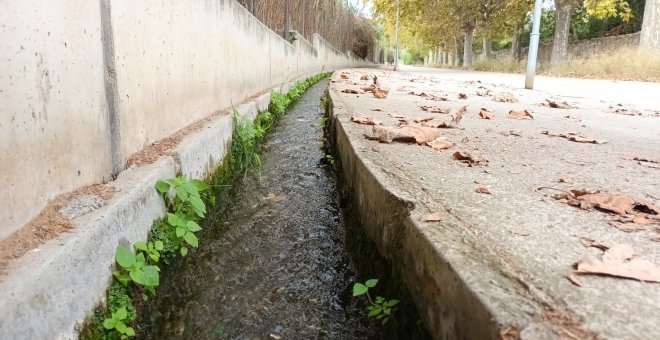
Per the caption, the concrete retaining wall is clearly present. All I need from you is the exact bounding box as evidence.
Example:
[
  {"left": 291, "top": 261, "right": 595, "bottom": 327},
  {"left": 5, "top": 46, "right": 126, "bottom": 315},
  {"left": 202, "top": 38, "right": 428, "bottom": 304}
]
[
  {"left": 0, "top": 0, "right": 112, "bottom": 241},
  {"left": 0, "top": 0, "right": 369, "bottom": 337},
  {"left": 0, "top": 0, "right": 368, "bottom": 243}
]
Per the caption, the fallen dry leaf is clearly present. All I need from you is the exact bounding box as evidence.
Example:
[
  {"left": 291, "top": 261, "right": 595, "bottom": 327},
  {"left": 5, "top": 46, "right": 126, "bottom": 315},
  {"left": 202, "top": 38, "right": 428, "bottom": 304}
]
[
  {"left": 575, "top": 244, "right": 660, "bottom": 283},
  {"left": 360, "top": 75, "right": 370, "bottom": 80},
  {"left": 423, "top": 106, "right": 467, "bottom": 128},
  {"left": 542, "top": 131, "right": 606, "bottom": 144},
  {"left": 351, "top": 116, "right": 382, "bottom": 126},
  {"left": 420, "top": 106, "right": 449, "bottom": 114},
  {"left": 421, "top": 213, "right": 445, "bottom": 222},
  {"left": 493, "top": 92, "right": 518, "bottom": 103},
  {"left": 414, "top": 116, "right": 435, "bottom": 123},
  {"left": 606, "top": 104, "right": 641, "bottom": 116},
  {"left": 371, "top": 108, "right": 383, "bottom": 112},
  {"left": 341, "top": 88, "right": 364, "bottom": 94},
  {"left": 475, "top": 186, "right": 491, "bottom": 194},
  {"left": 479, "top": 108, "right": 494, "bottom": 120},
  {"left": 612, "top": 222, "right": 648, "bottom": 232},
  {"left": 541, "top": 99, "right": 572, "bottom": 109},
  {"left": 624, "top": 156, "right": 660, "bottom": 169},
  {"left": 372, "top": 88, "right": 388, "bottom": 99},
  {"left": 458, "top": 93, "right": 467, "bottom": 99},
  {"left": 566, "top": 272, "right": 583, "bottom": 287},
  {"left": 361, "top": 84, "right": 377, "bottom": 92},
  {"left": 340, "top": 74, "right": 349, "bottom": 79},
  {"left": 499, "top": 326, "right": 520, "bottom": 340},
  {"left": 579, "top": 237, "right": 611, "bottom": 250},
  {"left": 426, "top": 138, "right": 453, "bottom": 152},
  {"left": 370, "top": 125, "right": 440, "bottom": 144},
  {"left": 507, "top": 110, "right": 534, "bottom": 120},
  {"left": 553, "top": 190, "right": 660, "bottom": 218},
  {"left": 450, "top": 106, "right": 467, "bottom": 126},
  {"left": 453, "top": 151, "right": 488, "bottom": 166}
]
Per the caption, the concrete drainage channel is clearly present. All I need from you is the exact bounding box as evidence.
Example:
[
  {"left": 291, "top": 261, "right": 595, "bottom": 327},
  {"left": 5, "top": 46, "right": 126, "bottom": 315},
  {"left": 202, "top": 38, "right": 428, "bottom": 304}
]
[{"left": 128, "top": 79, "right": 430, "bottom": 338}]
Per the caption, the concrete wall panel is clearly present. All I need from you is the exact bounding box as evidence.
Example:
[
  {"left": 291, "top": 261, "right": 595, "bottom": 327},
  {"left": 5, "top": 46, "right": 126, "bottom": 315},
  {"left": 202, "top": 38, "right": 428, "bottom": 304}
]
[{"left": 0, "top": 0, "right": 111, "bottom": 240}]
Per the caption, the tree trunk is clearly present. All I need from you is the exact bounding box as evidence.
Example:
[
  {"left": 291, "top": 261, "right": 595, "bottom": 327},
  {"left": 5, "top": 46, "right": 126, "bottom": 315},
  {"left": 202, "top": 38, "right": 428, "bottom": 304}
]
[
  {"left": 483, "top": 37, "right": 492, "bottom": 59},
  {"left": 463, "top": 23, "right": 475, "bottom": 67},
  {"left": 551, "top": 1, "right": 572, "bottom": 64},
  {"left": 453, "top": 36, "right": 460, "bottom": 67},
  {"left": 511, "top": 25, "right": 522, "bottom": 60}
]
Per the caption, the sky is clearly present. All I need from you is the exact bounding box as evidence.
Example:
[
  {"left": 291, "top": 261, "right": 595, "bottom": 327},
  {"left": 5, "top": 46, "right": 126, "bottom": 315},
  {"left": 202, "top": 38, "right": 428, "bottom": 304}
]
[{"left": 346, "top": 0, "right": 374, "bottom": 18}]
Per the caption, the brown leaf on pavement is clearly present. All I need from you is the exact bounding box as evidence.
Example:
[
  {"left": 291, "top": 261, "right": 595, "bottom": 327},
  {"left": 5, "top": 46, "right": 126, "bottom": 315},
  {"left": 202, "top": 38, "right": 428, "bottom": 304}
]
[
  {"left": 542, "top": 131, "right": 606, "bottom": 144},
  {"left": 370, "top": 125, "right": 440, "bottom": 144},
  {"left": 575, "top": 244, "right": 660, "bottom": 283},
  {"left": 458, "top": 93, "right": 467, "bottom": 99},
  {"left": 450, "top": 106, "right": 467, "bottom": 126},
  {"left": 606, "top": 104, "right": 641, "bottom": 116},
  {"left": 579, "top": 237, "right": 611, "bottom": 250},
  {"left": 479, "top": 108, "right": 494, "bottom": 120},
  {"left": 558, "top": 176, "right": 573, "bottom": 183},
  {"left": 341, "top": 88, "right": 364, "bottom": 94},
  {"left": 623, "top": 156, "right": 660, "bottom": 169},
  {"left": 340, "top": 74, "right": 349, "bottom": 79},
  {"left": 493, "top": 92, "right": 518, "bottom": 103},
  {"left": 554, "top": 190, "right": 660, "bottom": 217},
  {"left": 420, "top": 106, "right": 449, "bottom": 114},
  {"left": 507, "top": 110, "right": 534, "bottom": 120},
  {"left": 499, "top": 326, "right": 520, "bottom": 340},
  {"left": 453, "top": 151, "right": 488, "bottom": 166},
  {"left": 566, "top": 272, "right": 583, "bottom": 287},
  {"left": 371, "top": 108, "right": 382, "bottom": 112},
  {"left": 423, "top": 106, "right": 467, "bottom": 128},
  {"left": 361, "top": 84, "right": 377, "bottom": 92},
  {"left": 372, "top": 88, "right": 389, "bottom": 99},
  {"left": 426, "top": 138, "right": 453, "bottom": 152},
  {"left": 414, "top": 116, "right": 435, "bottom": 123},
  {"left": 475, "top": 186, "right": 491, "bottom": 194},
  {"left": 360, "top": 75, "right": 370, "bottom": 80},
  {"left": 351, "top": 116, "right": 382, "bottom": 126},
  {"left": 541, "top": 99, "right": 572, "bottom": 109},
  {"left": 421, "top": 213, "right": 445, "bottom": 222}
]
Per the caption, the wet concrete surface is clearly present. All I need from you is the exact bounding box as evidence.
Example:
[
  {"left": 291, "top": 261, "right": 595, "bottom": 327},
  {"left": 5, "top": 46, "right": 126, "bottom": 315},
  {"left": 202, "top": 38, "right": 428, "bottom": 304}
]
[{"left": 142, "top": 80, "right": 376, "bottom": 339}]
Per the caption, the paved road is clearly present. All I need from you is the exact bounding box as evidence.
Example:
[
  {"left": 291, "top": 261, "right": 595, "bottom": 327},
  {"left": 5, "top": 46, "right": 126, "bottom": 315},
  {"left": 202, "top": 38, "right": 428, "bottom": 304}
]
[
  {"left": 330, "top": 66, "right": 660, "bottom": 339},
  {"left": 399, "top": 65, "right": 660, "bottom": 112}
]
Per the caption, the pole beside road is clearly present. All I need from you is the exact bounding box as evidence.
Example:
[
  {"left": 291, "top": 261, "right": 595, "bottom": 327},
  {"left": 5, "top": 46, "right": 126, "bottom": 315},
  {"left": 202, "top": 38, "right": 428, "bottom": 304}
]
[{"left": 525, "top": 0, "right": 543, "bottom": 89}]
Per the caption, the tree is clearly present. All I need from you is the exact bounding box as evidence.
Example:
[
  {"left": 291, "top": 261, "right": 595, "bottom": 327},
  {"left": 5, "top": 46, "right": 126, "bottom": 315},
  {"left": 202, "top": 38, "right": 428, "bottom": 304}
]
[{"left": 551, "top": 0, "right": 633, "bottom": 64}]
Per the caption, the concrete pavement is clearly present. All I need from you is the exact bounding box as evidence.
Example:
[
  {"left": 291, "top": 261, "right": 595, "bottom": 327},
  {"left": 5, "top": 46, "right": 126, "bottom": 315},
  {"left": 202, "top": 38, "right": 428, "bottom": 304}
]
[{"left": 327, "top": 67, "right": 660, "bottom": 339}]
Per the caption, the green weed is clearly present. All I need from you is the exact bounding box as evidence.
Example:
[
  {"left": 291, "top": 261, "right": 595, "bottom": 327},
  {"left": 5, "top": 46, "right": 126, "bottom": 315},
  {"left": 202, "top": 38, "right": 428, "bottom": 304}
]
[{"left": 353, "top": 279, "right": 400, "bottom": 325}]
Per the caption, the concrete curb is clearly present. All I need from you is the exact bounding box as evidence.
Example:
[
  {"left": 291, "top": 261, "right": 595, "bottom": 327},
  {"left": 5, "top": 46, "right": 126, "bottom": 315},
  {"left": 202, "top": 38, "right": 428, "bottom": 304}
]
[
  {"left": 327, "top": 80, "right": 553, "bottom": 339},
  {"left": 0, "top": 157, "right": 175, "bottom": 339},
  {"left": 0, "top": 72, "right": 341, "bottom": 339}
]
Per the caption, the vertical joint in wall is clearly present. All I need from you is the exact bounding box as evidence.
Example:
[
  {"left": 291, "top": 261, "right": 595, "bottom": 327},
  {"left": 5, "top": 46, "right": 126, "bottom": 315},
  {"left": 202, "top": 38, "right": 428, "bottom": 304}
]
[{"left": 99, "top": 0, "right": 122, "bottom": 175}]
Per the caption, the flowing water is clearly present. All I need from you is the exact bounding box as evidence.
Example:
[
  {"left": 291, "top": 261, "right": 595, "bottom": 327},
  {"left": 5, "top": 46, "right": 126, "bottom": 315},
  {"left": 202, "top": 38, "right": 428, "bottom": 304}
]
[{"left": 142, "top": 80, "right": 381, "bottom": 339}]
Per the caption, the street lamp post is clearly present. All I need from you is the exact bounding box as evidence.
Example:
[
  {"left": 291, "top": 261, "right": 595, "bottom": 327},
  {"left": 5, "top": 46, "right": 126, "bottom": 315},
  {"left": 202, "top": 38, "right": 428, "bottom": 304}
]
[{"left": 525, "top": 0, "right": 543, "bottom": 89}]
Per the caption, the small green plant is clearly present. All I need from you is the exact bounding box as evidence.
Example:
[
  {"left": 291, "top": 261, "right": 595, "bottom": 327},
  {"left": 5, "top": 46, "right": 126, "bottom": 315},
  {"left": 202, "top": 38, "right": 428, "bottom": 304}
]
[
  {"left": 231, "top": 110, "right": 262, "bottom": 175},
  {"left": 166, "top": 212, "right": 202, "bottom": 256},
  {"left": 314, "top": 117, "right": 328, "bottom": 128},
  {"left": 353, "top": 279, "right": 400, "bottom": 325},
  {"left": 134, "top": 240, "right": 164, "bottom": 263},
  {"left": 103, "top": 307, "right": 135, "bottom": 338},
  {"left": 269, "top": 91, "right": 290, "bottom": 117},
  {"left": 113, "top": 246, "right": 160, "bottom": 295},
  {"left": 155, "top": 177, "right": 209, "bottom": 219},
  {"left": 155, "top": 176, "right": 209, "bottom": 256}
]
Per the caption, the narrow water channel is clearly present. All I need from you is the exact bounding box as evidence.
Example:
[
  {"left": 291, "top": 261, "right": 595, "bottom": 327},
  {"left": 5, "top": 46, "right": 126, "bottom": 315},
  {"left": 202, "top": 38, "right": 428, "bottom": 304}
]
[{"left": 142, "top": 80, "right": 378, "bottom": 339}]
